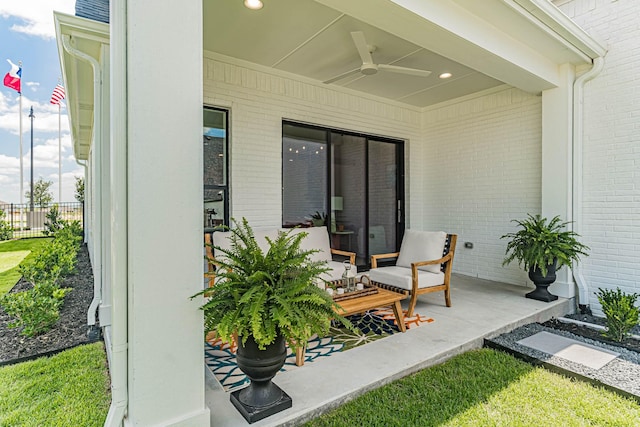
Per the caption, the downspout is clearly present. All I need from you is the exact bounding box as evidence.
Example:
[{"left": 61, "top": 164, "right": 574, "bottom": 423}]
[
  {"left": 104, "top": 0, "right": 128, "bottom": 424},
  {"left": 573, "top": 56, "right": 604, "bottom": 314},
  {"left": 61, "top": 35, "right": 102, "bottom": 334},
  {"left": 75, "top": 159, "right": 88, "bottom": 245}
]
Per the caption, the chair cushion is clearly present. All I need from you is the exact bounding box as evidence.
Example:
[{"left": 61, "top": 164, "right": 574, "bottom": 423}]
[
  {"left": 288, "top": 226, "right": 332, "bottom": 263},
  {"left": 368, "top": 266, "right": 445, "bottom": 291},
  {"left": 396, "top": 230, "right": 447, "bottom": 273}
]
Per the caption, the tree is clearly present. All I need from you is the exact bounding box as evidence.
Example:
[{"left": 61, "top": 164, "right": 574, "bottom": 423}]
[
  {"left": 74, "top": 176, "right": 85, "bottom": 203},
  {"left": 25, "top": 178, "right": 54, "bottom": 207}
]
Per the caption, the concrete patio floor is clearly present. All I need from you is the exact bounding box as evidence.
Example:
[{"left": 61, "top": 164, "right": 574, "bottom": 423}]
[{"left": 205, "top": 273, "right": 572, "bottom": 427}]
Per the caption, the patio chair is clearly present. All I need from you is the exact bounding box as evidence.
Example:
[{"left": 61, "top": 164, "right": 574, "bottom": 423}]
[{"left": 368, "top": 230, "right": 457, "bottom": 317}]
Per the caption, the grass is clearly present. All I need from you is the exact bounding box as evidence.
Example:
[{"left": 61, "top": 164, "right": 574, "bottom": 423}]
[
  {"left": 0, "top": 251, "right": 30, "bottom": 273},
  {"left": 305, "top": 348, "right": 640, "bottom": 426},
  {"left": 0, "top": 238, "right": 51, "bottom": 294},
  {"left": 0, "top": 342, "right": 111, "bottom": 427}
]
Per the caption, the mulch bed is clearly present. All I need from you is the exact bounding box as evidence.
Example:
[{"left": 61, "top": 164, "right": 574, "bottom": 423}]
[
  {"left": 0, "top": 244, "right": 98, "bottom": 365},
  {"left": 542, "top": 315, "right": 640, "bottom": 354}
]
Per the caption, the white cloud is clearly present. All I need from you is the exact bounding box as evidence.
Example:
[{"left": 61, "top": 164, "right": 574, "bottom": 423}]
[
  {"left": 0, "top": 1, "right": 76, "bottom": 39},
  {"left": 0, "top": 92, "right": 69, "bottom": 135},
  {"left": 25, "top": 81, "right": 40, "bottom": 92}
]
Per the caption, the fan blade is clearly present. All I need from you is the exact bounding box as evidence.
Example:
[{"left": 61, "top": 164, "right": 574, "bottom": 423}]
[
  {"left": 323, "top": 68, "right": 361, "bottom": 84},
  {"left": 350, "top": 31, "right": 374, "bottom": 65},
  {"left": 378, "top": 64, "right": 432, "bottom": 77}
]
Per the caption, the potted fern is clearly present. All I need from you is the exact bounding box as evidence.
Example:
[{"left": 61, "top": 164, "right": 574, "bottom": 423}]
[
  {"left": 193, "top": 218, "right": 352, "bottom": 423},
  {"left": 501, "top": 214, "right": 589, "bottom": 302}
]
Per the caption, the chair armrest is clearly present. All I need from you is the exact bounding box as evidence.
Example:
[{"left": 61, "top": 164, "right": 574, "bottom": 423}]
[
  {"left": 411, "top": 251, "right": 453, "bottom": 269},
  {"left": 331, "top": 248, "right": 356, "bottom": 265},
  {"left": 370, "top": 252, "right": 400, "bottom": 269}
]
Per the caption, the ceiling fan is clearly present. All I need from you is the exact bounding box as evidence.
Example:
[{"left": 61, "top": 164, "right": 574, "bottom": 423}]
[{"left": 323, "top": 31, "right": 432, "bottom": 84}]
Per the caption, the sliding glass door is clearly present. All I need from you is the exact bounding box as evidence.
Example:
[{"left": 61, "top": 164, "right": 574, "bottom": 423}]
[{"left": 283, "top": 122, "right": 404, "bottom": 268}]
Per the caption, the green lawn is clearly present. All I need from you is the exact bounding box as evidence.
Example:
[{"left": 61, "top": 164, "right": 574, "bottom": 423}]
[
  {"left": 305, "top": 348, "right": 640, "bottom": 426},
  {"left": 0, "top": 342, "right": 111, "bottom": 427},
  {"left": 0, "top": 238, "right": 51, "bottom": 294},
  {"left": 0, "top": 251, "right": 30, "bottom": 273}
]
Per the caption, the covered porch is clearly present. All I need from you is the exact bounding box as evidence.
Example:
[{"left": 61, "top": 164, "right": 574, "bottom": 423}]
[
  {"left": 55, "top": 0, "right": 606, "bottom": 425},
  {"left": 205, "top": 274, "right": 570, "bottom": 426}
]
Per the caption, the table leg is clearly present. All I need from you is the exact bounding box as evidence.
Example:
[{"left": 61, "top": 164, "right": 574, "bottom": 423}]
[
  {"left": 295, "top": 345, "right": 306, "bottom": 366},
  {"left": 392, "top": 300, "right": 406, "bottom": 332}
]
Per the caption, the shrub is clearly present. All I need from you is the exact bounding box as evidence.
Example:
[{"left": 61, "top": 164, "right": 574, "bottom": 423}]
[
  {"left": 0, "top": 282, "right": 72, "bottom": 337},
  {"left": 56, "top": 220, "right": 83, "bottom": 247},
  {"left": 0, "top": 209, "right": 12, "bottom": 241},
  {"left": 43, "top": 204, "right": 65, "bottom": 236},
  {"left": 596, "top": 287, "right": 640, "bottom": 342},
  {"left": 19, "top": 244, "right": 65, "bottom": 285}
]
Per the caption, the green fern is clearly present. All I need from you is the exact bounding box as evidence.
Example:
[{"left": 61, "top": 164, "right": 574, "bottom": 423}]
[
  {"left": 193, "top": 218, "right": 354, "bottom": 349},
  {"left": 501, "top": 214, "right": 589, "bottom": 276}
]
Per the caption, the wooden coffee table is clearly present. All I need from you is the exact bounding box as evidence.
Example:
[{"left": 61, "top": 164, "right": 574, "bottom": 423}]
[
  {"left": 333, "top": 287, "right": 407, "bottom": 333},
  {"left": 294, "top": 286, "right": 407, "bottom": 366}
]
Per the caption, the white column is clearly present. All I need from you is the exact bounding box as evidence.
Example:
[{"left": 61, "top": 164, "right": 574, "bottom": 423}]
[
  {"left": 126, "top": 0, "right": 209, "bottom": 425},
  {"left": 541, "top": 63, "right": 575, "bottom": 299}
]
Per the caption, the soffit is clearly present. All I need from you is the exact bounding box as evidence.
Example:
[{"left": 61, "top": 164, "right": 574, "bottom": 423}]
[
  {"left": 203, "top": 0, "right": 600, "bottom": 108},
  {"left": 54, "top": 12, "right": 109, "bottom": 161}
]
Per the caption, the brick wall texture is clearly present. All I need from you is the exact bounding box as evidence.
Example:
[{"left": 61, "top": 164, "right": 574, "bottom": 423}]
[
  {"left": 203, "top": 0, "right": 639, "bottom": 314},
  {"left": 556, "top": 0, "right": 640, "bottom": 313}
]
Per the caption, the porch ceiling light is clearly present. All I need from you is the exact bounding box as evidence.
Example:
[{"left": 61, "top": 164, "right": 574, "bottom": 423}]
[
  {"left": 439, "top": 72, "right": 452, "bottom": 79},
  {"left": 244, "top": 0, "right": 263, "bottom": 10}
]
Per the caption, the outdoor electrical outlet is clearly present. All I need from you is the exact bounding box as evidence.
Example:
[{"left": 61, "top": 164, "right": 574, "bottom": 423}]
[{"left": 464, "top": 242, "right": 473, "bottom": 249}]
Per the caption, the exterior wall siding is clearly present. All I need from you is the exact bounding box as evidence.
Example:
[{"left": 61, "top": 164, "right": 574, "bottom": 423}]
[
  {"left": 556, "top": 0, "right": 640, "bottom": 314},
  {"left": 202, "top": 52, "right": 423, "bottom": 230},
  {"left": 421, "top": 88, "right": 542, "bottom": 286}
]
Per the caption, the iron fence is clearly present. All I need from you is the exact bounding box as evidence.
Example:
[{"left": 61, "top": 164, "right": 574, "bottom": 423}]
[{"left": 0, "top": 202, "right": 84, "bottom": 240}]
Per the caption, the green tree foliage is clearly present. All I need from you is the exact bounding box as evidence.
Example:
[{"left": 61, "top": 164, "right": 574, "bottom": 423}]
[
  {"left": 0, "top": 209, "right": 12, "bottom": 241},
  {"left": 25, "top": 178, "right": 54, "bottom": 207},
  {"left": 74, "top": 176, "right": 85, "bottom": 203},
  {"left": 43, "top": 204, "right": 65, "bottom": 236}
]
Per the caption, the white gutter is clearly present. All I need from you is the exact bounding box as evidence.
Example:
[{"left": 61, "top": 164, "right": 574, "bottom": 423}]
[
  {"left": 75, "top": 159, "right": 88, "bottom": 245},
  {"left": 572, "top": 56, "right": 605, "bottom": 313},
  {"left": 60, "top": 35, "right": 102, "bottom": 329},
  {"left": 557, "top": 316, "right": 640, "bottom": 341},
  {"left": 511, "top": 0, "right": 607, "bottom": 59},
  {"left": 104, "top": 0, "right": 128, "bottom": 424}
]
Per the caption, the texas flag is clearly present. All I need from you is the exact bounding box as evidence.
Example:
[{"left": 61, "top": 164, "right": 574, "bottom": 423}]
[{"left": 3, "top": 59, "right": 21, "bottom": 93}]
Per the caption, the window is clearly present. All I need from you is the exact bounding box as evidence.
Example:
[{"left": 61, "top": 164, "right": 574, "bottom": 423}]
[{"left": 203, "top": 107, "right": 229, "bottom": 229}]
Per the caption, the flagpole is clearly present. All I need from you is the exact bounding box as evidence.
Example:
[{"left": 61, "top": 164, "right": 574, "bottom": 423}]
[
  {"left": 18, "top": 61, "right": 23, "bottom": 230},
  {"left": 19, "top": 92, "right": 23, "bottom": 205},
  {"left": 58, "top": 102, "right": 61, "bottom": 201}
]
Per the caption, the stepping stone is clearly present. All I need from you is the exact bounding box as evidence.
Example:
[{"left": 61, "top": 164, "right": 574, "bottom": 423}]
[{"left": 516, "top": 331, "right": 619, "bottom": 370}]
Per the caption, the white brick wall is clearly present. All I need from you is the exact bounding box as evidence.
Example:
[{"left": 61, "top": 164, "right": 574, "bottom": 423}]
[
  {"left": 422, "top": 87, "right": 542, "bottom": 286},
  {"left": 202, "top": 54, "right": 543, "bottom": 286},
  {"left": 203, "top": 52, "right": 423, "bottom": 229},
  {"left": 555, "top": 0, "right": 640, "bottom": 314}
]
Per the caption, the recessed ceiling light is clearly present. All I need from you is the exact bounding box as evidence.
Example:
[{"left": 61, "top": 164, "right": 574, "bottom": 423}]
[
  {"left": 244, "top": 0, "right": 263, "bottom": 10},
  {"left": 439, "top": 72, "right": 452, "bottom": 79}
]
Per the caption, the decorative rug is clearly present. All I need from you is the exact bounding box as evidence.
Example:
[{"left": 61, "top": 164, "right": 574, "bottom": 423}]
[{"left": 204, "top": 308, "right": 434, "bottom": 392}]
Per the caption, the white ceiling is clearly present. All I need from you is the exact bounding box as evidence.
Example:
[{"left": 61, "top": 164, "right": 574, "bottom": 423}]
[{"left": 203, "top": 0, "right": 505, "bottom": 108}]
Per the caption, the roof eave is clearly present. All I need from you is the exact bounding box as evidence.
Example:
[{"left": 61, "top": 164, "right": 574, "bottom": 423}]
[{"left": 54, "top": 12, "right": 109, "bottom": 161}]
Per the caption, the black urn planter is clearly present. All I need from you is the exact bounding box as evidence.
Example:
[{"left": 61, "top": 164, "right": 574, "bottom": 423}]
[
  {"left": 526, "top": 261, "right": 559, "bottom": 302},
  {"left": 230, "top": 334, "right": 292, "bottom": 423}
]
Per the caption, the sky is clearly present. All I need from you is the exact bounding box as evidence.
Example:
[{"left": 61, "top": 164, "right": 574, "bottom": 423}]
[{"left": 0, "top": 0, "right": 77, "bottom": 204}]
